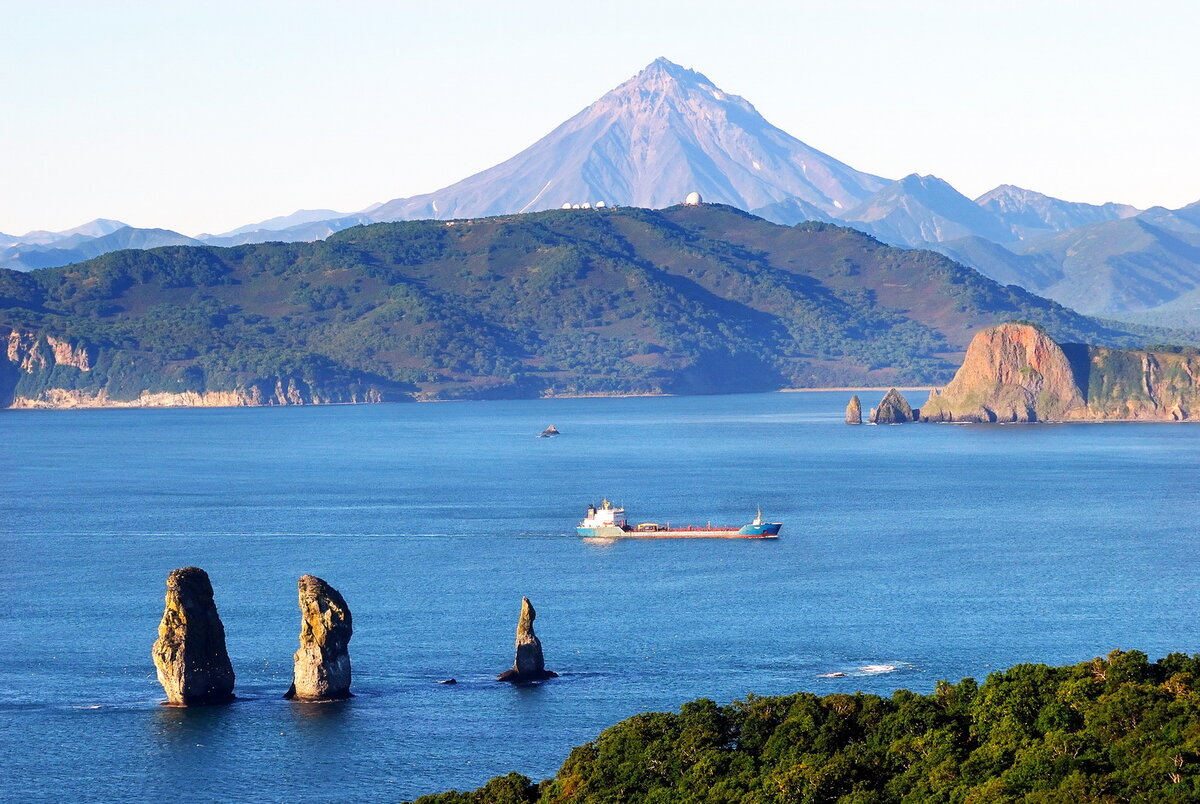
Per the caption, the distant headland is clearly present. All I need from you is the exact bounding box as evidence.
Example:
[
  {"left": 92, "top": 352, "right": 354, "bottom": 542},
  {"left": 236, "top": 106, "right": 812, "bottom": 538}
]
[{"left": 853, "top": 323, "right": 1197, "bottom": 423}]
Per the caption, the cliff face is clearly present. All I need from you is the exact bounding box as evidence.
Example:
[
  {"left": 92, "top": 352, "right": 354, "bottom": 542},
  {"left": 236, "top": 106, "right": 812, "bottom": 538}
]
[
  {"left": 2, "top": 327, "right": 391, "bottom": 409},
  {"left": 920, "top": 324, "right": 1198, "bottom": 422},
  {"left": 7, "top": 329, "right": 92, "bottom": 372},
  {"left": 1084, "top": 347, "right": 1199, "bottom": 420},
  {"left": 6, "top": 384, "right": 386, "bottom": 409}
]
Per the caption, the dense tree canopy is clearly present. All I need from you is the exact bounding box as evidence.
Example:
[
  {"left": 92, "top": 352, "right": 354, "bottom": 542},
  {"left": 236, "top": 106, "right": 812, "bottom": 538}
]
[{"left": 414, "top": 651, "right": 1200, "bottom": 803}]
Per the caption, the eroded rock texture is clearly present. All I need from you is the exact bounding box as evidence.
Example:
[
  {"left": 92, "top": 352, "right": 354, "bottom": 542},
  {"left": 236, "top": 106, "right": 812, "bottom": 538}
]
[
  {"left": 497, "top": 597, "right": 558, "bottom": 682},
  {"left": 919, "top": 323, "right": 1085, "bottom": 422},
  {"left": 870, "top": 388, "right": 915, "bottom": 423},
  {"left": 151, "top": 567, "right": 236, "bottom": 706},
  {"left": 285, "top": 575, "right": 353, "bottom": 702},
  {"left": 845, "top": 395, "right": 862, "bottom": 425}
]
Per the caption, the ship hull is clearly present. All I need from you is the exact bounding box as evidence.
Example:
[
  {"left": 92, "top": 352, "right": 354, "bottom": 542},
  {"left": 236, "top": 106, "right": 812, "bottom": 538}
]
[{"left": 577, "top": 523, "right": 780, "bottom": 539}]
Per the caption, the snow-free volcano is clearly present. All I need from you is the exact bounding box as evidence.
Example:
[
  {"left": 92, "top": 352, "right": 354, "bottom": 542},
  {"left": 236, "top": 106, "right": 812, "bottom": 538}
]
[{"left": 368, "top": 58, "right": 887, "bottom": 221}]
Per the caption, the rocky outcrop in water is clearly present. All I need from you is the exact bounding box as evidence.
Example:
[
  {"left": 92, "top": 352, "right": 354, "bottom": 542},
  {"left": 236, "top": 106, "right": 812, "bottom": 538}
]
[
  {"left": 497, "top": 597, "right": 558, "bottom": 682},
  {"left": 151, "top": 567, "right": 236, "bottom": 706},
  {"left": 869, "top": 388, "right": 916, "bottom": 423},
  {"left": 845, "top": 395, "right": 862, "bottom": 425},
  {"left": 285, "top": 575, "right": 353, "bottom": 702},
  {"left": 919, "top": 323, "right": 1200, "bottom": 422},
  {"left": 920, "top": 323, "right": 1084, "bottom": 422}
]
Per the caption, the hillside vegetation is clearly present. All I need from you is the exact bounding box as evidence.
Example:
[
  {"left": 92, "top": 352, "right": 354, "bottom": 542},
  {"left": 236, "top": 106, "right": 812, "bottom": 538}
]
[
  {"left": 414, "top": 650, "right": 1200, "bottom": 803},
  {"left": 0, "top": 205, "right": 1155, "bottom": 405}
]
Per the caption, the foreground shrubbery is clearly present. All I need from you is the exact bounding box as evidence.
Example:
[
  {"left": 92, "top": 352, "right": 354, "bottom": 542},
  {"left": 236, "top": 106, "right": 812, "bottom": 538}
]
[{"left": 415, "top": 650, "right": 1200, "bottom": 803}]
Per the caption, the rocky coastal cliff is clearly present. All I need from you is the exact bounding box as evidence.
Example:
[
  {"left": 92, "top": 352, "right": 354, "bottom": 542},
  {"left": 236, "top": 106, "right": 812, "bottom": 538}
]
[
  {"left": 2, "top": 327, "right": 392, "bottom": 409},
  {"left": 917, "top": 323, "right": 1198, "bottom": 422}
]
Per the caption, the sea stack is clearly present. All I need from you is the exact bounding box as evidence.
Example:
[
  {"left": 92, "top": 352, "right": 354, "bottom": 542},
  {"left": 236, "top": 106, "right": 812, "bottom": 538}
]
[
  {"left": 285, "top": 575, "right": 353, "bottom": 702},
  {"left": 151, "top": 567, "right": 236, "bottom": 706},
  {"left": 845, "top": 395, "right": 862, "bottom": 425},
  {"left": 497, "top": 597, "right": 558, "bottom": 682},
  {"left": 870, "top": 388, "right": 916, "bottom": 424}
]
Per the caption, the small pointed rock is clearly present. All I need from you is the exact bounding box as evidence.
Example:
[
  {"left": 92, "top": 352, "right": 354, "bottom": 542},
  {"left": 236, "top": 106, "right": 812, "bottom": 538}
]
[
  {"left": 284, "top": 575, "right": 353, "bottom": 702},
  {"left": 845, "top": 395, "right": 862, "bottom": 425},
  {"left": 151, "top": 567, "right": 236, "bottom": 706},
  {"left": 497, "top": 597, "right": 558, "bottom": 682}
]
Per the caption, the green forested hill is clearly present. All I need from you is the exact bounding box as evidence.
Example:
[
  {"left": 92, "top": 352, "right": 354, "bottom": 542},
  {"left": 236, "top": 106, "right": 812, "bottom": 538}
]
[
  {"left": 414, "top": 650, "right": 1200, "bottom": 803},
  {"left": 0, "top": 205, "right": 1160, "bottom": 404}
]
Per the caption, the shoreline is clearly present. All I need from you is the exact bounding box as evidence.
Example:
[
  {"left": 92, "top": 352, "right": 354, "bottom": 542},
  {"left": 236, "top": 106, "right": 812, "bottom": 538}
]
[
  {"left": 778, "top": 386, "right": 929, "bottom": 393},
  {"left": 2, "top": 386, "right": 923, "bottom": 411}
]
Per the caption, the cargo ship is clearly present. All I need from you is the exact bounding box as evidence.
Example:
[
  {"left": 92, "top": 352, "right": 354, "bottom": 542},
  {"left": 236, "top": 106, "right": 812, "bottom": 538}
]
[{"left": 577, "top": 499, "right": 781, "bottom": 539}]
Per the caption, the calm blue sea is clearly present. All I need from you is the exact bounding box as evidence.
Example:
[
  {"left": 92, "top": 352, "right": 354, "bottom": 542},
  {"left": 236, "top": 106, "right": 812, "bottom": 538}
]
[{"left": 2, "top": 392, "right": 1198, "bottom": 802}]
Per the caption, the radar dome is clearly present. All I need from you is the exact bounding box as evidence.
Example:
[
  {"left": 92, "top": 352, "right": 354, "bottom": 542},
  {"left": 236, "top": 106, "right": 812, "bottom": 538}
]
[
  {"left": 561, "top": 203, "right": 572, "bottom": 210},
  {"left": 595, "top": 201, "right": 606, "bottom": 208},
  {"left": 684, "top": 191, "right": 702, "bottom": 206}
]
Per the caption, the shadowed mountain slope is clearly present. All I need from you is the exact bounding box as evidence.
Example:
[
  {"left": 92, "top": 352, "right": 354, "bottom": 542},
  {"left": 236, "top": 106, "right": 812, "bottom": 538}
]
[
  {"left": 943, "top": 218, "right": 1200, "bottom": 323},
  {"left": 975, "top": 184, "right": 1141, "bottom": 240},
  {"left": 837, "top": 174, "right": 1013, "bottom": 247},
  {"left": 0, "top": 226, "right": 202, "bottom": 272}
]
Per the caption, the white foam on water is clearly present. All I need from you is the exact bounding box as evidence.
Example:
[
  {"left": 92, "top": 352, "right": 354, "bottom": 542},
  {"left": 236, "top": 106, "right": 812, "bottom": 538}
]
[{"left": 858, "top": 664, "right": 897, "bottom": 674}]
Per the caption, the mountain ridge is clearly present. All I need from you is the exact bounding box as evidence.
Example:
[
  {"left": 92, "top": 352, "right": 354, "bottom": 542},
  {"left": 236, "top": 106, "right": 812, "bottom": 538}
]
[
  {"left": 1, "top": 203, "right": 1162, "bottom": 408},
  {"left": 5, "top": 58, "right": 1199, "bottom": 328}
]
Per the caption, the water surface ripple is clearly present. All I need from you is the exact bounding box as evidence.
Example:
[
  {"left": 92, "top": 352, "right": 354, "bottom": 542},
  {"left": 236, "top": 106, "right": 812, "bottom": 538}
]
[{"left": 2, "top": 392, "right": 1197, "bottom": 801}]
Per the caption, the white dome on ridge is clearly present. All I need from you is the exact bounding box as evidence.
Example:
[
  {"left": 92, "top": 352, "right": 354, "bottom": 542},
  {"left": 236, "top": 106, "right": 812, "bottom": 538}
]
[{"left": 684, "top": 191, "right": 702, "bottom": 206}]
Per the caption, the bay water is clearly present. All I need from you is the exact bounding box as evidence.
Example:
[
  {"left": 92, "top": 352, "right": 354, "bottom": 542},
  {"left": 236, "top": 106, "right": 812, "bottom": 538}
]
[{"left": 2, "top": 391, "right": 1197, "bottom": 801}]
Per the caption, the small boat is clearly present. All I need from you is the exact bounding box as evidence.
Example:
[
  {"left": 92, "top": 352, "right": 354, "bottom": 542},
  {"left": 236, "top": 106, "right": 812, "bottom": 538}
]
[
  {"left": 577, "top": 499, "right": 781, "bottom": 539},
  {"left": 538, "top": 425, "right": 561, "bottom": 438}
]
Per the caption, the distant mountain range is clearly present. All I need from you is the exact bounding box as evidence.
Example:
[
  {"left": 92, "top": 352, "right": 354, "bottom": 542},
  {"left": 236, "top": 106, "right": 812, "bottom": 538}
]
[
  {"left": 3, "top": 57, "right": 1198, "bottom": 326},
  {"left": 0, "top": 226, "right": 202, "bottom": 272}
]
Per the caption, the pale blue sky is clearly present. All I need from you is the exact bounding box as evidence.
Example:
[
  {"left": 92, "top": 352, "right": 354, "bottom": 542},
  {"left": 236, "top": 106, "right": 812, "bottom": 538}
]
[{"left": 2, "top": 0, "right": 1197, "bottom": 235}]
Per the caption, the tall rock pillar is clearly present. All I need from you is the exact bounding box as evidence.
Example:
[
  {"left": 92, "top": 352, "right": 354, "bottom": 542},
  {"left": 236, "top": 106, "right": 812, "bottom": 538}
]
[
  {"left": 845, "top": 395, "right": 862, "bottom": 424},
  {"left": 151, "top": 567, "right": 236, "bottom": 706},
  {"left": 497, "top": 597, "right": 558, "bottom": 682},
  {"left": 285, "top": 575, "right": 353, "bottom": 702}
]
